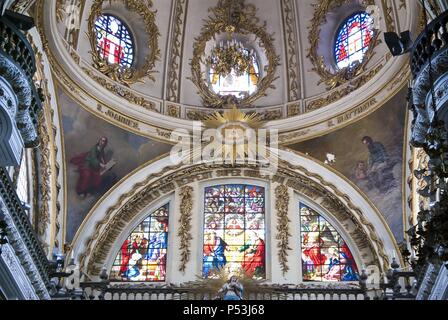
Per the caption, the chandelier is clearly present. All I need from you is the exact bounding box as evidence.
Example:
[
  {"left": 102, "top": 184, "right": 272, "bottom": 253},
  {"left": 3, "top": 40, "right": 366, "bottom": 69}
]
[{"left": 207, "top": 39, "right": 254, "bottom": 78}]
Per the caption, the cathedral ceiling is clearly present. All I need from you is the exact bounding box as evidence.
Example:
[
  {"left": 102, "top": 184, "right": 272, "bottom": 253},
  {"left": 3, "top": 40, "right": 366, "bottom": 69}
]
[
  {"left": 35, "top": 0, "right": 418, "bottom": 143},
  {"left": 27, "top": 0, "right": 417, "bottom": 253}
]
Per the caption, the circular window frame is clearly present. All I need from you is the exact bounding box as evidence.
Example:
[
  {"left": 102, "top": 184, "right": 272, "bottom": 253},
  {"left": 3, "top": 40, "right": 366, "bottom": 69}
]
[
  {"left": 206, "top": 44, "right": 262, "bottom": 100},
  {"left": 87, "top": 0, "right": 160, "bottom": 86},
  {"left": 306, "top": 0, "right": 379, "bottom": 90},
  {"left": 333, "top": 11, "right": 375, "bottom": 71},
  {"left": 190, "top": 1, "right": 279, "bottom": 109},
  {"left": 93, "top": 13, "right": 136, "bottom": 69}
]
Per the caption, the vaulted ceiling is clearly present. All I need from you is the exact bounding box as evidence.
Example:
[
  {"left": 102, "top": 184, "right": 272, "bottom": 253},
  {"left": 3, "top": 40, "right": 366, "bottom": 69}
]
[{"left": 37, "top": 0, "right": 418, "bottom": 144}]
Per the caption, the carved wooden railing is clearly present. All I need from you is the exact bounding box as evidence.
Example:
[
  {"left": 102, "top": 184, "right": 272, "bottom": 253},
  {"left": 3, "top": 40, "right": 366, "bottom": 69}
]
[
  {"left": 80, "top": 282, "right": 368, "bottom": 301},
  {"left": 411, "top": 10, "right": 448, "bottom": 79}
]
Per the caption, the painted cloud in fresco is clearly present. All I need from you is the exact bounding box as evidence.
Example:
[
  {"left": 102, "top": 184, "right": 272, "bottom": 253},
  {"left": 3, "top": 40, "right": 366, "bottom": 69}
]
[
  {"left": 290, "top": 88, "right": 407, "bottom": 243},
  {"left": 59, "top": 89, "right": 172, "bottom": 243}
]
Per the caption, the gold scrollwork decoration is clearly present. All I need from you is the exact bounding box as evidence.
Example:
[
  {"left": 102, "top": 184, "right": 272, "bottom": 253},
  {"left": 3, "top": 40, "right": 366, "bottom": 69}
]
[
  {"left": 178, "top": 185, "right": 193, "bottom": 274},
  {"left": 190, "top": 0, "right": 280, "bottom": 108},
  {"left": 275, "top": 184, "right": 291, "bottom": 276},
  {"left": 307, "top": 0, "right": 379, "bottom": 90},
  {"left": 87, "top": 0, "right": 161, "bottom": 86}
]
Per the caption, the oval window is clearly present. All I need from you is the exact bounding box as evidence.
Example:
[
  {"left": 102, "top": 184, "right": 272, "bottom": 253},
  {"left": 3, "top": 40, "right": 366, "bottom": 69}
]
[
  {"left": 334, "top": 12, "right": 374, "bottom": 69},
  {"left": 94, "top": 14, "right": 135, "bottom": 68}
]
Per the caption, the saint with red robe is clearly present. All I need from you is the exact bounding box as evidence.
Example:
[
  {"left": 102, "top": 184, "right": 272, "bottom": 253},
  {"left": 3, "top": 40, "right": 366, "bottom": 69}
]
[
  {"left": 70, "top": 137, "right": 108, "bottom": 198},
  {"left": 241, "top": 232, "right": 265, "bottom": 278},
  {"left": 302, "top": 232, "right": 328, "bottom": 269},
  {"left": 119, "top": 236, "right": 140, "bottom": 276}
]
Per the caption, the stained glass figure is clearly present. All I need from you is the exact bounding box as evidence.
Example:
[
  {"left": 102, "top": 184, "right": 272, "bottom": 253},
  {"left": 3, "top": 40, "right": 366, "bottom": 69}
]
[
  {"left": 94, "top": 15, "right": 134, "bottom": 68},
  {"left": 300, "top": 203, "right": 359, "bottom": 282},
  {"left": 110, "top": 204, "right": 169, "bottom": 282},
  {"left": 334, "top": 12, "right": 374, "bottom": 69},
  {"left": 209, "top": 49, "right": 260, "bottom": 99},
  {"left": 203, "top": 185, "right": 266, "bottom": 279}
]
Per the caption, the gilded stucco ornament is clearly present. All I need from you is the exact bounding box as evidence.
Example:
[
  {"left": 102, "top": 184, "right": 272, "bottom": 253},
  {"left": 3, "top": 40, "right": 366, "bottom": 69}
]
[
  {"left": 178, "top": 185, "right": 193, "bottom": 274},
  {"left": 87, "top": 0, "right": 161, "bottom": 86},
  {"left": 275, "top": 184, "right": 291, "bottom": 276},
  {"left": 190, "top": 0, "right": 280, "bottom": 108},
  {"left": 307, "top": 0, "right": 379, "bottom": 90}
]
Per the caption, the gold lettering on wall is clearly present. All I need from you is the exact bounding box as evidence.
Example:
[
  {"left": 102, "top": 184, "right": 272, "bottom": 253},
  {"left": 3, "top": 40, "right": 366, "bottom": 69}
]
[
  {"left": 97, "top": 104, "right": 140, "bottom": 129},
  {"left": 336, "top": 98, "right": 377, "bottom": 124}
]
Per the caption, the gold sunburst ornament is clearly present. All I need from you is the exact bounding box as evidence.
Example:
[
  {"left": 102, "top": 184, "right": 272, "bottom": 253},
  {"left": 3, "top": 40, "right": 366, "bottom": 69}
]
[
  {"left": 200, "top": 104, "right": 268, "bottom": 164},
  {"left": 203, "top": 104, "right": 264, "bottom": 129}
]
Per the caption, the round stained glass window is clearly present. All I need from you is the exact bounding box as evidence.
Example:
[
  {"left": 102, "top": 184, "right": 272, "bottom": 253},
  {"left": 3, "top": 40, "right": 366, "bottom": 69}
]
[
  {"left": 94, "top": 15, "right": 134, "bottom": 68},
  {"left": 207, "top": 42, "right": 260, "bottom": 99},
  {"left": 334, "top": 12, "right": 374, "bottom": 70}
]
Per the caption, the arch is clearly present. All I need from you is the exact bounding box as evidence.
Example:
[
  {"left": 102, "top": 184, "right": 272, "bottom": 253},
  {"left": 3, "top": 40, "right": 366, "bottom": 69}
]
[
  {"left": 101, "top": 193, "right": 174, "bottom": 283},
  {"left": 71, "top": 149, "right": 398, "bottom": 282}
]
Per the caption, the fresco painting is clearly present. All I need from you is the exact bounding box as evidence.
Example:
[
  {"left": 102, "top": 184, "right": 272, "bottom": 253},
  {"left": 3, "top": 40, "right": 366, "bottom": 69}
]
[
  {"left": 290, "top": 88, "right": 408, "bottom": 243},
  {"left": 58, "top": 89, "right": 171, "bottom": 243}
]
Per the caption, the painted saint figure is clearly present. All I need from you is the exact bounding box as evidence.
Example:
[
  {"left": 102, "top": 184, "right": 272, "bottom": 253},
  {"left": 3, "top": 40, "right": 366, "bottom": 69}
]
[
  {"left": 340, "top": 243, "right": 359, "bottom": 281},
  {"left": 203, "top": 231, "right": 228, "bottom": 277},
  {"left": 241, "top": 232, "right": 265, "bottom": 278},
  {"left": 302, "top": 222, "right": 327, "bottom": 277},
  {"left": 119, "top": 235, "right": 140, "bottom": 277},
  {"left": 70, "top": 137, "right": 115, "bottom": 198},
  {"left": 361, "top": 136, "right": 395, "bottom": 192},
  {"left": 145, "top": 218, "right": 168, "bottom": 280}
]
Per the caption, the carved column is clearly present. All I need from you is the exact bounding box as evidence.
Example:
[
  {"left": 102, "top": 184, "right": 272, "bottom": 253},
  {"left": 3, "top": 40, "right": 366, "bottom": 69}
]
[{"left": 409, "top": 10, "right": 448, "bottom": 300}]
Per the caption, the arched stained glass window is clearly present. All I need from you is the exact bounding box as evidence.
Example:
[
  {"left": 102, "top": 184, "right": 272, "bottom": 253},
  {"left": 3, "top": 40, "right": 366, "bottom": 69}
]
[
  {"left": 203, "top": 184, "right": 265, "bottom": 279},
  {"left": 208, "top": 46, "right": 260, "bottom": 99},
  {"left": 110, "top": 204, "right": 169, "bottom": 282},
  {"left": 94, "top": 14, "right": 134, "bottom": 68},
  {"left": 300, "top": 203, "right": 359, "bottom": 282},
  {"left": 334, "top": 12, "right": 374, "bottom": 69}
]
